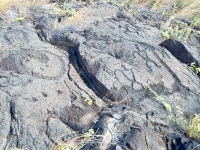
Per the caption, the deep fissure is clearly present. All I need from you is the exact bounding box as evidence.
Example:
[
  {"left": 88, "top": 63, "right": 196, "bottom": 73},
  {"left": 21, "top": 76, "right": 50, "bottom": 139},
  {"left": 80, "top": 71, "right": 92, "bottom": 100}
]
[{"left": 67, "top": 47, "right": 108, "bottom": 99}]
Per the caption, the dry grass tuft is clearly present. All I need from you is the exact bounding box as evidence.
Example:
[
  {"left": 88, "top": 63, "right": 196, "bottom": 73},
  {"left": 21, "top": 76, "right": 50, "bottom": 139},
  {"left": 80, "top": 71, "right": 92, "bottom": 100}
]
[
  {"left": 186, "top": 114, "right": 200, "bottom": 139},
  {"left": 59, "top": 6, "right": 117, "bottom": 27},
  {"left": 26, "top": 0, "right": 49, "bottom": 7},
  {"left": 0, "top": 0, "right": 21, "bottom": 13},
  {"left": 116, "top": 0, "right": 200, "bottom": 18},
  {"left": 107, "top": 0, "right": 199, "bottom": 18},
  {"left": 174, "top": 0, "right": 200, "bottom": 18},
  {"left": 170, "top": 106, "right": 200, "bottom": 141},
  {"left": 52, "top": 129, "right": 102, "bottom": 150},
  {"left": 0, "top": 0, "right": 48, "bottom": 13}
]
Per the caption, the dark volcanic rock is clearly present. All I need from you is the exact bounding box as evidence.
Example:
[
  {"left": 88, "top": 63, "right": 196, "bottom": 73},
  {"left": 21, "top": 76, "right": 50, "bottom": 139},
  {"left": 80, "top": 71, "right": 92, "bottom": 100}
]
[
  {"left": 0, "top": 1, "right": 200, "bottom": 150},
  {"left": 92, "top": 104, "right": 166, "bottom": 150},
  {"left": 160, "top": 38, "right": 200, "bottom": 67},
  {"left": 0, "top": 24, "right": 105, "bottom": 150}
]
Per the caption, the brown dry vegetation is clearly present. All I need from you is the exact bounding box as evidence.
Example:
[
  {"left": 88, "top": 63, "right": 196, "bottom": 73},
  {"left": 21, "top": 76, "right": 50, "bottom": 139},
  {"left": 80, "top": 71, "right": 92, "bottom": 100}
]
[
  {"left": 153, "top": 0, "right": 200, "bottom": 18},
  {"left": 0, "top": 0, "right": 199, "bottom": 19},
  {"left": 0, "top": 0, "right": 21, "bottom": 13},
  {"left": 0, "top": 0, "right": 48, "bottom": 13},
  {"left": 116, "top": 0, "right": 200, "bottom": 18}
]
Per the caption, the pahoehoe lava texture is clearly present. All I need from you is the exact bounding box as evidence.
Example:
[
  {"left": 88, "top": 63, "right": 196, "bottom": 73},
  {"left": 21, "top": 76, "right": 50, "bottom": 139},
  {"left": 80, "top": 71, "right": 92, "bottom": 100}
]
[
  {"left": 0, "top": 49, "right": 66, "bottom": 80},
  {"left": 0, "top": 1, "right": 200, "bottom": 150}
]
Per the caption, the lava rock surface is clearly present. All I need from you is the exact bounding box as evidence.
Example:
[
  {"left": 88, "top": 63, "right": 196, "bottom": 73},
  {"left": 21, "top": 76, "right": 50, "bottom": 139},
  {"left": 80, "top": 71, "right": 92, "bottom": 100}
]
[{"left": 0, "top": 1, "right": 200, "bottom": 150}]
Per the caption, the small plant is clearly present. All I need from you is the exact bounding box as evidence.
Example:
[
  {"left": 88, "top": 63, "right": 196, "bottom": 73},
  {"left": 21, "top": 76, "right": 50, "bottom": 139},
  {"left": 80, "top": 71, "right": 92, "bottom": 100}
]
[
  {"left": 195, "top": 32, "right": 200, "bottom": 41},
  {"left": 117, "top": 0, "right": 140, "bottom": 13},
  {"left": 174, "top": 0, "right": 184, "bottom": 11},
  {"left": 184, "top": 26, "right": 192, "bottom": 42},
  {"left": 161, "top": 30, "right": 170, "bottom": 39},
  {"left": 67, "top": 8, "right": 77, "bottom": 17},
  {"left": 61, "top": 0, "right": 69, "bottom": 8},
  {"left": 12, "top": 17, "right": 25, "bottom": 22},
  {"left": 81, "top": 95, "right": 93, "bottom": 106},
  {"left": 54, "top": 0, "right": 77, "bottom": 16},
  {"left": 160, "top": 19, "right": 193, "bottom": 42},
  {"left": 133, "top": 8, "right": 139, "bottom": 14},
  {"left": 190, "top": 62, "right": 200, "bottom": 74},
  {"left": 163, "top": 2, "right": 180, "bottom": 17},
  {"left": 115, "top": 0, "right": 131, "bottom": 12},
  {"left": 151, "top": 0, "right": 161, "bottom": 10},
  {"left": 84, "top": 129, "right": 95, "bottom": 141},
  {"left": 163, "top": 11, "right": 172, "bottom": 17},
  {"left": 191, "top": 15, "right": 200, "bottom": 28}
]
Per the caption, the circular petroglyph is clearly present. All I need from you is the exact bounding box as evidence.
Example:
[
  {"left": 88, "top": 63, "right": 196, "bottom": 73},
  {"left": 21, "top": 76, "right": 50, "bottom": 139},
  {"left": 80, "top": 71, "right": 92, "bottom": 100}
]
[
  {"left": 17, "top": 49, "right": 66, "bottom": 80},
  {"left": 5, "top": 30, "right": 28, "bottom": 47}
]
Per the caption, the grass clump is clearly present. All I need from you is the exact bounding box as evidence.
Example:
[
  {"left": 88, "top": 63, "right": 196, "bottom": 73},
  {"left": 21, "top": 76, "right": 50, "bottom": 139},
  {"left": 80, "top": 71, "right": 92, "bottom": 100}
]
[
  {"left": 160, "top": 14, "right": 200, "bottom": 42},
  {"left": 12, "top": 17, "right": 26, "bottom": 22},
  {"left": 186, "top": 114, "right": 200, "bottom": 139},
  {"left": 160, "top": 0, "right": 200, "bottom": 42},
  {"left": 160, "top": 20, "right": 192, "bottom": 42},
  {"left": 53, "top": 0, "right": 76, "bottom": 16},
  {"left": 146, "top": 84, "right": 200, "bottom": 141},
  {"left": 151, "top": 0, "right": 161, "bottom": 10},
  {"left": 190, "top": 62, "right": 200, "bottom": 74},
  {"left": 170, "top": 107, "right": 200, "bottom": 140},
  {"left": 52, "top": 129, "right": 102, "bottom": 150}
]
